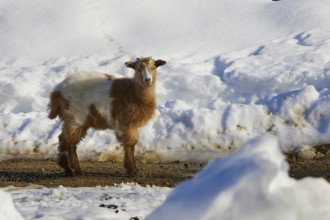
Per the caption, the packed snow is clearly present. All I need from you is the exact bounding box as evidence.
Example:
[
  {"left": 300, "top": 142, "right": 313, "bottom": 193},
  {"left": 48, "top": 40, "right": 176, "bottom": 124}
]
[{"left": 1, "top": 0, "right": 330, "bottom": 219}]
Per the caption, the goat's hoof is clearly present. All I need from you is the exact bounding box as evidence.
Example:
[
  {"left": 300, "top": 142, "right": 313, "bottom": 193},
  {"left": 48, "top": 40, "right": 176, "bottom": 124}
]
[
  {"left": 64, "top": 169, "right": 74, "bottom": 177},
  {"left": 74, "top": 170, "right": 85, "bottom": 176}
]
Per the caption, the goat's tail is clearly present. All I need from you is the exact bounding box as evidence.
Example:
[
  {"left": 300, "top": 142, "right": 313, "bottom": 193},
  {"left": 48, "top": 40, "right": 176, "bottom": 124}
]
[{"left": 48, "top": 91, "right": 68, "bottom": 119}]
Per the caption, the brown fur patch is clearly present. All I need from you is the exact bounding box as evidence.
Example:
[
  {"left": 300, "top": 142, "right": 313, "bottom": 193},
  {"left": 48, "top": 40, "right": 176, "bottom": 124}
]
[
  {"left": 59, "top": 121, "right": 87, "bottom": 176},
  {"left": 87, "top": 104, "right": 110, "bottom": 130},
  {"left": 48, "top": 91, "right": 69, "bottom": 119},
  {"left": 110, "top": 78, "right": 156, "bottom": 128}
]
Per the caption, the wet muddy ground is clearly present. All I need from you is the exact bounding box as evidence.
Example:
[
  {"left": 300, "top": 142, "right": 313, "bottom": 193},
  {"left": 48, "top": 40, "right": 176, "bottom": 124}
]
[
  {"left": 0, "top": 155, "right": 329, "bottom": 188},
  {"left": 0, "top": 159, "right": 204, "bottom": 187}
]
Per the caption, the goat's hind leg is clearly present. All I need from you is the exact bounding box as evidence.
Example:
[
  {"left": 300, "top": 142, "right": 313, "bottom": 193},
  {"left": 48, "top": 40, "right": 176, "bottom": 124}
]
[
  {"left": 58, "top": 126, "right": 86, "bottom": 176},
  {"left": 66, "top": 127, "right": 86, "bottom": 176},
  {"left": 58, "top": 133, "right": 74, "bottom": 176}
]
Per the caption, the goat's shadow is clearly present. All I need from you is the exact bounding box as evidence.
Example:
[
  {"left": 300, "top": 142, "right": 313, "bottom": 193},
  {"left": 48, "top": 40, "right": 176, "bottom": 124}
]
[
  {"left": 0, "top": 170, "right": 128, "bottom": 181},
  {"left": 0, "top": 171, "right": 64, "bottom": 182},
  {"left": 0, "top": 169, "right": 192, "bottom": 184}
]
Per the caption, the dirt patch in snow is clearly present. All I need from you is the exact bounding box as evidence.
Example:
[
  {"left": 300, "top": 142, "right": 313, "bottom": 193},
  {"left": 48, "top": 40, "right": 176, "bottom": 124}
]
[
  {"left": 0, "top": 145, "right": 329, "bottom": 188},
  {"left": 0, "top": 159, "right": 204, "bottom": 187}
]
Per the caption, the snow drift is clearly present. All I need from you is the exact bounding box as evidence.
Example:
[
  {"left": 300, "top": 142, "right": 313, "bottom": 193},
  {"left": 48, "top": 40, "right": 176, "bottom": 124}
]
[{"left": 148, "top": 136, "right": 330, "bottom": 220}]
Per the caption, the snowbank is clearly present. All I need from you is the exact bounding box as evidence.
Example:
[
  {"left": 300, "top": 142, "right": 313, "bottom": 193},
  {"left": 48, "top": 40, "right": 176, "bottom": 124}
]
[
  {"left": 2, "top": 32, "right": 330, "bottom": 161},
  {"left": 148, "top": 136, "right": 330, "bottom": 220}
]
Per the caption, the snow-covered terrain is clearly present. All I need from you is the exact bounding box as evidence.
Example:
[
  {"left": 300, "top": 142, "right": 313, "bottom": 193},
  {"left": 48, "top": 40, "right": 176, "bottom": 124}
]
[
  {"left": 2, "top": 183, "right": 171, "bottom": 220},
  {"left": 1, "top": 0, "right": 330, "bottom": 219}
]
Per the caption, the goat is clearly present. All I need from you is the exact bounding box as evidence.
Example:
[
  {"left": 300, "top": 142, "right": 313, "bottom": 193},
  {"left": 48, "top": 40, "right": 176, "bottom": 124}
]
[{"left": 48, "top": 57, "right": 166, "bottom": 177}]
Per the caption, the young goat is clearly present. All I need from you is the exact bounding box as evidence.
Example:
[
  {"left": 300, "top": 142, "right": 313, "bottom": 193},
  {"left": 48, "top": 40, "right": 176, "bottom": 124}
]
[{"left": 48, "top": 57, "right": 166, "bottom": 177}]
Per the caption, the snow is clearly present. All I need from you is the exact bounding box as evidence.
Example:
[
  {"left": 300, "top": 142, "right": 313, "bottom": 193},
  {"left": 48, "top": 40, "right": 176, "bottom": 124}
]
[
  {"left": 1, "top": 0, "right": 330, "bottom": 219},
  {"left": 2, "top": 183, "right": 171, "bottom": 220},
  {"left": 148, "top": 136, "right": 330, "bottom": 220},
  {"left": 0, "top": 190, "right": 24, "bottom": 220}
]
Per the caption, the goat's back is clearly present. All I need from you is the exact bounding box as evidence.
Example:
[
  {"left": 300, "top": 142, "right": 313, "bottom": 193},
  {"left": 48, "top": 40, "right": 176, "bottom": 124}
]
[{"left": 50, "top": 72, "right": 114, "bottom": 126}]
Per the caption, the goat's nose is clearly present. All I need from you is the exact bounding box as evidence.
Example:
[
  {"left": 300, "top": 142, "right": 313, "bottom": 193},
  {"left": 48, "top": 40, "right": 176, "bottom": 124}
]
[{"left": 145, "top": 78, "right": 151, "bottom": 83}]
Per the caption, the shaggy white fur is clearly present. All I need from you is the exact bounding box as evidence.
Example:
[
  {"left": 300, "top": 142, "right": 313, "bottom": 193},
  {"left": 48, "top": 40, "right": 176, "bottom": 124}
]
[{"left": 55, "top": 72, "right": 114, "bottom": 128}]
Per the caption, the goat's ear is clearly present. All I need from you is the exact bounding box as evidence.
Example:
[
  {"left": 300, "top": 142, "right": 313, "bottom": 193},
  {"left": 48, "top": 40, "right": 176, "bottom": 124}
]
[
  {"left": 155, "top": 59, "right": 166, "bottom": 68},
  {"left": 125, "top": 61, "right": 136, "bottom": 69}
]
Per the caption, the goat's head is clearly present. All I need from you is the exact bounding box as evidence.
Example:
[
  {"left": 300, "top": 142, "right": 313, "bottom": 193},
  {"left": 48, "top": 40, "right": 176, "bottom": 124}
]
[{"left": 125, "top": 57, "right": 166, "bottom": 87}]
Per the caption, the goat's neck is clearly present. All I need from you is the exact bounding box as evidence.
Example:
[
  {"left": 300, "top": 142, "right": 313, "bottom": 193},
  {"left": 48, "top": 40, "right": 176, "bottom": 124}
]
[{"left": 134, "top": 79, "right": 156, "bottom": 104}]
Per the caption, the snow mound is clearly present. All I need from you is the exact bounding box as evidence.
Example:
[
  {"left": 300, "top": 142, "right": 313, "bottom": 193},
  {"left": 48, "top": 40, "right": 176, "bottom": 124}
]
[
  {"left": 148, "top": 136, "right": 330, "bottom": 220},
  {"left": 0, "top": 190, "right": 24, "bottom": 220}
]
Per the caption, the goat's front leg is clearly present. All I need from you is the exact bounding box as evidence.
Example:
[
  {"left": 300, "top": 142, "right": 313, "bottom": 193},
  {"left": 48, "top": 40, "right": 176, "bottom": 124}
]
[
  {"left": 116, "top": 127, "right": 139, "bottom": 177},
  {"left": 124, "top": 144, "right": 138, "bottom": 177},
  {"left": 58, "top": 133, "right": 74, "bottom": 176}
]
